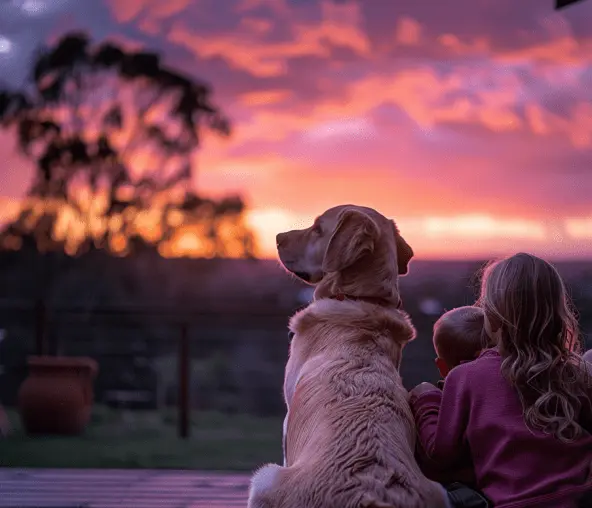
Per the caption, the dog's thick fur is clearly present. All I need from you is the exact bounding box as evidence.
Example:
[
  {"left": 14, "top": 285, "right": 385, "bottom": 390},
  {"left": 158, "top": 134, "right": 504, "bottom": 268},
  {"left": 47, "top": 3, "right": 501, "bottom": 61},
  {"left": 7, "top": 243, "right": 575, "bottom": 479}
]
[{"left": 247, "top": 205, "right": 448, "bottom": 508}]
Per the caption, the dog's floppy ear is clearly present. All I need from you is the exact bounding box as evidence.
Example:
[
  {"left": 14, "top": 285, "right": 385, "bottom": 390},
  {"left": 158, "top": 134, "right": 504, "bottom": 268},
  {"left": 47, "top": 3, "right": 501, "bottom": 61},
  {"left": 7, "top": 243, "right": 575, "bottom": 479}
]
[
  {"left": 323, "top": 209, "right": 381, "bottom": 273},
  {"left": 392, "top": 221, "right": 414, "bottom": 275}
]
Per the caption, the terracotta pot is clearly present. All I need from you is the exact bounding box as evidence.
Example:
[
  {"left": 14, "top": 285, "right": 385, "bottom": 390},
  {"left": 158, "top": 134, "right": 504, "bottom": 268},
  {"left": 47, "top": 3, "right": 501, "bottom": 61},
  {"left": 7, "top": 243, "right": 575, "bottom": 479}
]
[{"left": 18, "top": 356, "right": 98, "bottom": 436}]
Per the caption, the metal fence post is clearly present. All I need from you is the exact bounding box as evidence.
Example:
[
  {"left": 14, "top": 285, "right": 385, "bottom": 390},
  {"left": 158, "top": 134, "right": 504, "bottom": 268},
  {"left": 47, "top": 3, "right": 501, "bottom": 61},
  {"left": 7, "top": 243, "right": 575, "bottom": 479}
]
[{"left": 178, "top": 322, "right": 190, "bottom": 439}]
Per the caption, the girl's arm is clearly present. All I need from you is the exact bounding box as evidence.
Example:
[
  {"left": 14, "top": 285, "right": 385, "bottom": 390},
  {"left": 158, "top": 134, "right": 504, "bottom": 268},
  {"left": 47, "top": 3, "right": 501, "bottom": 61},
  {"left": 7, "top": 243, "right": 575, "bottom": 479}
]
[{"left": 409, "top": 366, "right": 472, "bottom": 467}]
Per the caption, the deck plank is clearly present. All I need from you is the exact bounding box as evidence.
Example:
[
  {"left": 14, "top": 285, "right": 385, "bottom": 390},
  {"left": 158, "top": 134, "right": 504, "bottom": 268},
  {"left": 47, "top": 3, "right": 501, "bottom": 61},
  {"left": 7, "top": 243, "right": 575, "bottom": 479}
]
[{"left": 0, "top": 468, "right": 251, "bottom": 508}]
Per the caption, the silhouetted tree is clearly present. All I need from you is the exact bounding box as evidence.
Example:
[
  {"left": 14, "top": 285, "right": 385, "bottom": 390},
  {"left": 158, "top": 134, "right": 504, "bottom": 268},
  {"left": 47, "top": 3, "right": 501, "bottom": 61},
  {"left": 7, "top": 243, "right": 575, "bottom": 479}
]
[{"left": 0, "top": 31, "right": 256, "bottom": 258}]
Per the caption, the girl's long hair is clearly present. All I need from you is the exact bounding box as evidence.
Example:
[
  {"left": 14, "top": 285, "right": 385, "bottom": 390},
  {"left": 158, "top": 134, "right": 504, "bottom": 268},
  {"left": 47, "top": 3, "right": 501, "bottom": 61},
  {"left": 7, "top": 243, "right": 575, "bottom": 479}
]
[{"left": 478, "top": 252, "right": 591, "bottom": 442}]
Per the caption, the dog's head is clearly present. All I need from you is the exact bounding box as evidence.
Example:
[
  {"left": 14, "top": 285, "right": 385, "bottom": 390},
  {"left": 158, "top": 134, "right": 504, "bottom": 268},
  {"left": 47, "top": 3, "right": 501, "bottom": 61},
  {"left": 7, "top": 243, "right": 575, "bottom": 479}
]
[{"left": 276, "top": 205, "right": 413, "bottom": 300}]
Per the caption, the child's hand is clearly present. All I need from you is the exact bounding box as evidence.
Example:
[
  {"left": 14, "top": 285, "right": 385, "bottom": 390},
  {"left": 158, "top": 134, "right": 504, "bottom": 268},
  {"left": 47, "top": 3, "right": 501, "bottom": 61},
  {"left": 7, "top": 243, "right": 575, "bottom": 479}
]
[{"left": 409, "top": 382, "right": 439, "bottom": 398}]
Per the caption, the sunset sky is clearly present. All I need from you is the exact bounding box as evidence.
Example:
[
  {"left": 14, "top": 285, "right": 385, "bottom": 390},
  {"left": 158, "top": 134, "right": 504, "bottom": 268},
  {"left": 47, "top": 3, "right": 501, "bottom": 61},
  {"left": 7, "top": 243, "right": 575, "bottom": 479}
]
[{"left": 0, "top": 0, "right": 591, "bottom": 259}]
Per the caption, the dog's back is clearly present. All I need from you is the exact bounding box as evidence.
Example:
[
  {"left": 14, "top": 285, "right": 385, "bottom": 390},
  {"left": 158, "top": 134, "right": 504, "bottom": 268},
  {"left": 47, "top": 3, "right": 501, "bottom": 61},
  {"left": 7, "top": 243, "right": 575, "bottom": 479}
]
[{"left": 249, "top": 300, "right": 449, "bottom": 508}]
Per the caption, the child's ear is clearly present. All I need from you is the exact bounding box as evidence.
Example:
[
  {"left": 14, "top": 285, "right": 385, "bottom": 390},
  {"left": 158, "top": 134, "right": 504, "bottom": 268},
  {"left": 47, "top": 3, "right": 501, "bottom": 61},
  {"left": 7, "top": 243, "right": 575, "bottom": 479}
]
[{"left": 435, "top": 357, "right": 450, "bottom": 378}]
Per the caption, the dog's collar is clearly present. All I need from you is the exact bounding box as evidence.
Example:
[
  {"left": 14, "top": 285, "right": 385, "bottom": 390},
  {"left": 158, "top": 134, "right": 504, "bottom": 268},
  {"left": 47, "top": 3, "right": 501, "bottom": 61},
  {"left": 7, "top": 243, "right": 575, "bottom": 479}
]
[{"left": 330, "top": 293, "right": 403, "bottom": 310}]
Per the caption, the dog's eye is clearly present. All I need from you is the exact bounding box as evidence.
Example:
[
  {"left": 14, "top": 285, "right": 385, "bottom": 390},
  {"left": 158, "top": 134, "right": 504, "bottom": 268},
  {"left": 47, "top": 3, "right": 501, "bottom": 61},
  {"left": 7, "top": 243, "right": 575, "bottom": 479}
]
[
  {"left": 312, "top": 224, "right": 322, "bottom": 235},
  {"left": 288, "top": 331, "right": 295, "bottom": 341}
]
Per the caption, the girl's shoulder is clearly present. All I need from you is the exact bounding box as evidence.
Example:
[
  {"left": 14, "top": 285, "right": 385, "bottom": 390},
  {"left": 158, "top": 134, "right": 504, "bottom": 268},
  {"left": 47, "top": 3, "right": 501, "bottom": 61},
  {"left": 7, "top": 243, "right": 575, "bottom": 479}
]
[
  {"left": 456, "top": 348, "right": 501, "bottom": 372},
  {"left": 448, "top": 348, "right": 502, "bottom": 383},
  {"left": 445, "top": 349, "right": 507, "bottom": 399},
  {"left": 476, "top": 347, "right": 501, "bottom": 360}
]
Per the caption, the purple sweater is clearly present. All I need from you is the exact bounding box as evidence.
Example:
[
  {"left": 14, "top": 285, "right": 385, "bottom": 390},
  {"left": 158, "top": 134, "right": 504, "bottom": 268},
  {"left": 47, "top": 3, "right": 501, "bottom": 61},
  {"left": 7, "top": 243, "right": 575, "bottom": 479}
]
[{"left": 410, "top": 349, "right": 592, "bottom": 508}]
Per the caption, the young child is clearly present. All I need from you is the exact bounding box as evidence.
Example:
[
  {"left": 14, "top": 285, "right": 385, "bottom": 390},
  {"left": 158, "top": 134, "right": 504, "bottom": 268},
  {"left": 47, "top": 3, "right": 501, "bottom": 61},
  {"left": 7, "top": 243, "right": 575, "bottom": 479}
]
[
  {"left": 433, "top": 306, "right": 487, "bottom": 387},
  {"left": 409, "top": 253, "right": 592, "bottom": 508},
  {"left": 417, "top": 306, "right": 491, "bottom": 505}
]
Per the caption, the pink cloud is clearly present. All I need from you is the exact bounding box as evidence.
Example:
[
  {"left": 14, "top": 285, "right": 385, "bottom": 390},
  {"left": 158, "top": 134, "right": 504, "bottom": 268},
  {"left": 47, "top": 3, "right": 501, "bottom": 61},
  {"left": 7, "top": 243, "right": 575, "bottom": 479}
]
[
  {"left": 238, "top": 89, "right": 293, "bottom": 107},
  {"left": 394, "top": 17, "right": 422, "bottom": 46},
  {"left": 167, "top": 0, "right": 370, "bottom": 77},
  {"left": 106, "top": 0, "right": 146, "bottom": 24}
]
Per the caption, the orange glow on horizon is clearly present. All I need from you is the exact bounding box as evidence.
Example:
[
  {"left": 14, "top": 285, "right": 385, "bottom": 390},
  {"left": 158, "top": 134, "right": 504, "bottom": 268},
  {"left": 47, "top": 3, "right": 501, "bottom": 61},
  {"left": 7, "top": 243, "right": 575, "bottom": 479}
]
[
  {"left": 246, "top": 208, "right": 592, "bottom": 260},
  {"left": 1, "top": 195, "right": 592, "bottom": 260}
]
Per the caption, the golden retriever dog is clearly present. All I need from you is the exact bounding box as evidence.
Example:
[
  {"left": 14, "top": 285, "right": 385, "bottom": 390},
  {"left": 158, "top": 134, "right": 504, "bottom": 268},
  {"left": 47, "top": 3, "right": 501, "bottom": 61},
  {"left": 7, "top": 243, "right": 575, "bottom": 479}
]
[{"left": 247, "top": 205, "right": 450, "bottom": 508}]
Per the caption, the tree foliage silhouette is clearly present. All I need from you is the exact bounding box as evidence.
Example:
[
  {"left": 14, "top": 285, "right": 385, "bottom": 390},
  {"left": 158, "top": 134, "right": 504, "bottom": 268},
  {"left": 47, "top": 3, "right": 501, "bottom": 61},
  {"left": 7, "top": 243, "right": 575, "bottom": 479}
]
[{"left": 0, "top": 31, "right": 256, "bottom": 258}]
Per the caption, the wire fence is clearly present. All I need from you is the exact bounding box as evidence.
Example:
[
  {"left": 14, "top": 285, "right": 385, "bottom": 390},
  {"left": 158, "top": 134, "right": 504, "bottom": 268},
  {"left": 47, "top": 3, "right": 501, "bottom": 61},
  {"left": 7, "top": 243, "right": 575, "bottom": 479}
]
[
  {"left": 1, "top": 290, "right": 590, "bottom": 439},
  {"left": 0, "top": 299, "right": 296, "bottom": 438},
  {"left": 1, "top": 290, "right": 591, "bottom": 470}
]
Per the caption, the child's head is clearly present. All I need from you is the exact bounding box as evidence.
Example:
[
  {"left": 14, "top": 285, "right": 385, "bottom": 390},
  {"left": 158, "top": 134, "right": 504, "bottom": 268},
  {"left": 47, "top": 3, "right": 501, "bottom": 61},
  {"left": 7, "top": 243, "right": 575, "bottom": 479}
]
[
  {"left": 433, "top": 306, "right": 485, "bottom": 378},
  {"left": 583, "top": 349, "right": 592, "bottom": 364},
  {"left": 478, "top": 252, "right": 589, "bottom": 442}
]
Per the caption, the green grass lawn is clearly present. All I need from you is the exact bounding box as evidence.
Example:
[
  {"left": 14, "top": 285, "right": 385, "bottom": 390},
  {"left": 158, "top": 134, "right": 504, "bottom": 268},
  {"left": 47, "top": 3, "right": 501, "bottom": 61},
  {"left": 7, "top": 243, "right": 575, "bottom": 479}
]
[{"left": 0, "top": 405, "right": 283, "bottom": 470}]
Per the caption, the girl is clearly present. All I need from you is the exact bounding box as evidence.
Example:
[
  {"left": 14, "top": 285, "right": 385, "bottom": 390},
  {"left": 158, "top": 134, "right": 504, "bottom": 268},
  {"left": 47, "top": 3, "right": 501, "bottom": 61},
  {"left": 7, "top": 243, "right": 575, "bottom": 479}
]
[{"left": 409, "top": 253, "right": 592, "bottom": 508}]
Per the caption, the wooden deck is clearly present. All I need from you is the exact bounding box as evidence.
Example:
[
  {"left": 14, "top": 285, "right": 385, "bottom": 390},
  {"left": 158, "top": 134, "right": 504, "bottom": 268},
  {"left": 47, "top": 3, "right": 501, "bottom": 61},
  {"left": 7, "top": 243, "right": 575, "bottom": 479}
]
[{"left": 0, "top": 468, "right": 251, "bottom": 507}]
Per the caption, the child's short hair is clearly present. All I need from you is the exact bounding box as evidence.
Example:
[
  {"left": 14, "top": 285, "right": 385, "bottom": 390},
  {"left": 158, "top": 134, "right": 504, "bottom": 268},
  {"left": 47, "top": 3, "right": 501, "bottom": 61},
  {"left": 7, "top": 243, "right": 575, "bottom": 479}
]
[
  {"left": 434, "top": 306, "right": 485, "bottom": 369},
  {"left": 583, "top": 349, "right": 592, "bottom": 363}
]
